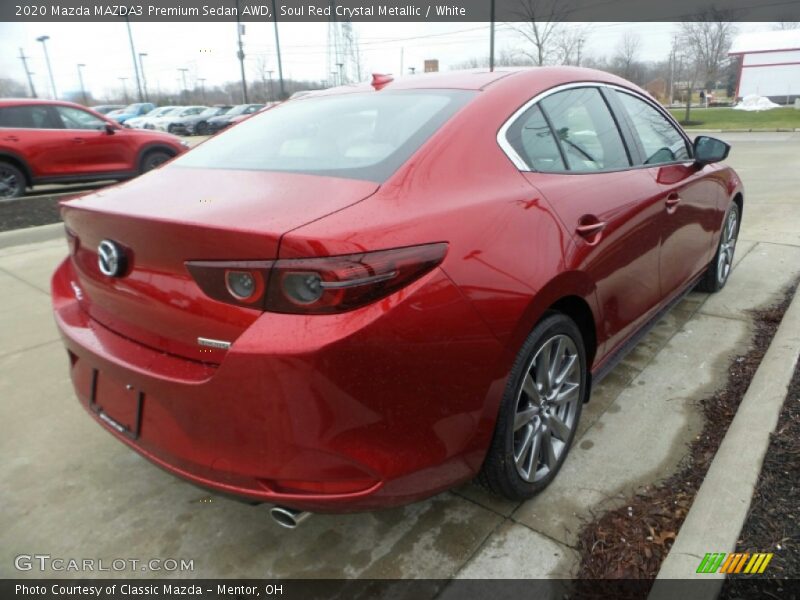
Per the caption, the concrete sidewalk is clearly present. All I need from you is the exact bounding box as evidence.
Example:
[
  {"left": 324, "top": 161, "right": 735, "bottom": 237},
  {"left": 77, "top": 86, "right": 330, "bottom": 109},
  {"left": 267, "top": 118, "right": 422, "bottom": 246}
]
[{"left": 1, "top": 133, "right": 799, "bottom": 580}]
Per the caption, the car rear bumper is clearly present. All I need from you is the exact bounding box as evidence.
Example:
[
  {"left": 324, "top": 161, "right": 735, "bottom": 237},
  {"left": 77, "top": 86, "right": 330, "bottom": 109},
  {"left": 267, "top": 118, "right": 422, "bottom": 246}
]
[{"left": 52, "top": 256, "right": 508, "bottom": 511}]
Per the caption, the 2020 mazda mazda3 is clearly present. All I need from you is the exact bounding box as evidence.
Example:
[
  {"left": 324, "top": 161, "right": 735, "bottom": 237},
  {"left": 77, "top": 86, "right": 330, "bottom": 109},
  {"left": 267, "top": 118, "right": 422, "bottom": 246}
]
[{"left": 52, "top": 67, "right": 742, "bottom": 515}]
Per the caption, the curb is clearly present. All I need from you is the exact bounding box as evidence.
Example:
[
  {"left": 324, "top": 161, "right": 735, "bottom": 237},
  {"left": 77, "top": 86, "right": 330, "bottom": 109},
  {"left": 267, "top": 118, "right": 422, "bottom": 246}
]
[
  {"left": 650, "top": 286, "right": 800, "bottom": 597},
  {"left": 0, "top": 223, "right": 63, "bottom": 250}
]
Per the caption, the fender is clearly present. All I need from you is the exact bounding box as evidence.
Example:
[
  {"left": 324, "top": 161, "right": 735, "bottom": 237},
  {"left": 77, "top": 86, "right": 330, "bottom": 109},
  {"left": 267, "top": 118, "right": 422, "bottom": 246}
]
[{"left": 0, "top": 150, "right": 34, "bottom": 185}]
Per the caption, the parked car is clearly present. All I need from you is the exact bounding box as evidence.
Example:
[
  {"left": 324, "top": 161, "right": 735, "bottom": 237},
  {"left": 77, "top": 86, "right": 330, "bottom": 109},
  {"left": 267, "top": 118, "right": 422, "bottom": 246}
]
[
  {"left": 169, "top": 105, "right": 233, "bottom": 136},
  {"left": 226, "top": 103, "right": 278, "bottom": 127},
  {"left": 124, "top": 106, "right": 179, "bottom": 130},
  {"left": 51, "top": 68, "right": 742, "bottom": 521},
  {"left": 0, "top": 99, "right": 189, "bottom": 198},
  {"left": 108, "top": 102, "right": 156, "bottom": 124},
  {"left": 152, "top": 106, "right": 209, "bottom": 134},
  {"left": 91, "top": 104, "right": 125, "bottom": 115},
  {"left": 205, "top": 103, "right": 263, "bottom": 134}
]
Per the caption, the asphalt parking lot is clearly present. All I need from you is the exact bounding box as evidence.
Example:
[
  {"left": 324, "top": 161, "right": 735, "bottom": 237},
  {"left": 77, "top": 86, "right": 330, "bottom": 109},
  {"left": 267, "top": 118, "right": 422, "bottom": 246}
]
[{"left": 1, "top": 132, "right": 799, "bottom": 580}]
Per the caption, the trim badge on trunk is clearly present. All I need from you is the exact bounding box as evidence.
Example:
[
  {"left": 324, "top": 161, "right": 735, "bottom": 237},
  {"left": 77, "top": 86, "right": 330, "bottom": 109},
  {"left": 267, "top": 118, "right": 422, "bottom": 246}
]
[{"left": 97, "top": 239, "right": 126, "bottom": 277}]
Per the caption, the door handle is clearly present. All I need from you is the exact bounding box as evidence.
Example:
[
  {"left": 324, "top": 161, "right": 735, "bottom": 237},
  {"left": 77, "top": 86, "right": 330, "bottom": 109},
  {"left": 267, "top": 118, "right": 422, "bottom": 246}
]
[
  {"left": 665, "top": 193, "right": 682, "bottom": 209},
  {"left": 2, "top": 135, "right": 19, "bottom": 142},
  {"left": 72, "top": 137, "right": 86, "bottom": 143},
  {"left": 576, "top": 221, "right": 607, "bottom": 237}
]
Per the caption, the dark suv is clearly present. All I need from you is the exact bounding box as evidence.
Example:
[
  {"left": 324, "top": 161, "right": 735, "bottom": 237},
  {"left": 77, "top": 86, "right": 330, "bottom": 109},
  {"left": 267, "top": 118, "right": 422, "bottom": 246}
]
[{"left": 0, "top": 99, "right": 188, "bottom": 199}]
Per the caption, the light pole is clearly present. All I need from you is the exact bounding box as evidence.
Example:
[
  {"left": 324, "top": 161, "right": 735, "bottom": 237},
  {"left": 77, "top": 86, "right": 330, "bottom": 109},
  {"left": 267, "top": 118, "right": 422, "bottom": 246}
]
[
  {"left": 198, "top": 78, "right": 206, "bottom": 103},
  {"left": 138, "top": 52, "right": 149, "bottom": 102},
  {"left": 76, "top": 63, "right": 87, "bottom": 105},
  {"left": 234, "top": 0, "right": 248, "bottom": 103},
  {"left": 36, "top": 35, "right": 57, "bottom": 99},
  {"left": 267, "top": 70, "right": 274, "bottom": 101},
  {"left": 270, "top": 0, "right": 286, "bottom": 99},
  {"left": 178, "top": 68, "right": 189, "bottom": 100},
  {"left": 336, "top": 62, "right": 345, "bottom": 85},
  {"left": 18, "top": 48, "right": 37, "bottom": 98},
  {"left": 118, "top": 77, "right": 129, "bottom": 103},
  {"left": 124, "top": 17, "right": 144, "bottom": 102}
]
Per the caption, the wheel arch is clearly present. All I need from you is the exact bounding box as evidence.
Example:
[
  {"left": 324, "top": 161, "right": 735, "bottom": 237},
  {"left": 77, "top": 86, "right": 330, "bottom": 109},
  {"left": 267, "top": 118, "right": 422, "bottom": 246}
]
[
  {"left": 136, "top": 143, "right": 179, "bottom": 171},
  {"left": 0, "top": 151, "right": 33, "bottom": 187}
]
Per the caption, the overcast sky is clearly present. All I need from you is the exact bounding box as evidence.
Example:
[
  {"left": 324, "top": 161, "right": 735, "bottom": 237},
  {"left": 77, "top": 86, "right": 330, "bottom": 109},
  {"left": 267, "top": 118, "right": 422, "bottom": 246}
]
[{"left": 0, "top": 20, "right": 772, "bottom": 100}]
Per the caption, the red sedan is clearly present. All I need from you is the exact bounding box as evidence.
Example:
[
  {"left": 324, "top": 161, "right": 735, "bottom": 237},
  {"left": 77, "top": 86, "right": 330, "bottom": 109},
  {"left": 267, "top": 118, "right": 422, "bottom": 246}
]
[
  {"left": 0, "top": 99, "right": 188, "bottom": 198},
  {"left": 52, "top": 68, "right": 741, "bottom": 525}
]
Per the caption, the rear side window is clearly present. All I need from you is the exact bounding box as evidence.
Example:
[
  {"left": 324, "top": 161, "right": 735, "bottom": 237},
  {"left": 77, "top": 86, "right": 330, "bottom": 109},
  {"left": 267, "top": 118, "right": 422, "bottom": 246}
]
[
  {"left": 615, "top": 91, "right": 691, "bottom": 165},
  {"left": 540, "top": 87, "right": 630, "bottom": 172},
  {"left": 55, "top": 106, "right": 105, "bottom": 130},
  {"left": 0, "top": 105, "right": 62, "bottom": 129},
  {"left": 174, "top": 90, "right": 474, "bottom": 182},
  {"left": 506, "top": 104, "right": 565, "bottom": 171}
]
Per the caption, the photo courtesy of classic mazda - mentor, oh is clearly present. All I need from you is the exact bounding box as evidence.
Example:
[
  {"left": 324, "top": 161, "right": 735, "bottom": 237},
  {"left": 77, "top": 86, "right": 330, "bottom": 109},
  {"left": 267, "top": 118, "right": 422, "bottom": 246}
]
[
  {"left": 51, "top": 67, "right": 742, "bottom": 527},
  {"left": 0, "top": 99, "right": 189, "bottom": 198}
]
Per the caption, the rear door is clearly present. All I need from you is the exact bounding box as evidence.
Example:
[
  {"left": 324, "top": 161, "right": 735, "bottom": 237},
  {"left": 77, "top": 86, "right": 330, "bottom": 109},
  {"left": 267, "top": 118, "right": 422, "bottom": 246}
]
[
  {"left": 0, "top": 104, "right": 68, "bottom": 178},
  {"left": 609, "top": 89, "right": 722, "bottom": 297},
  {"left": 505, "top": 85, "right": 665, "bottom": 355}
]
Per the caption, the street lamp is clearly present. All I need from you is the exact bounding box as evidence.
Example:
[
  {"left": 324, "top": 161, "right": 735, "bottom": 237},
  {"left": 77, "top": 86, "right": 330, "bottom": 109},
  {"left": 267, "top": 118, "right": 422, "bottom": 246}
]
[
  {"left": 36, "top": 35, "right": 57, "bottom": 99},
  {"left": 118, "top": 77, "right": 129, "bottom": 103},
  {"left": 197, "top": 77, "right": 207, "bottom": 103},
  {"left": 76, "top": 63, "right": 87, "bottom": 105},
  {"left": 138, "top": 53, "right": 149, "bottom": 102},
  {"left": 178, "top": 68, "right": 189, "bottom": 100}
]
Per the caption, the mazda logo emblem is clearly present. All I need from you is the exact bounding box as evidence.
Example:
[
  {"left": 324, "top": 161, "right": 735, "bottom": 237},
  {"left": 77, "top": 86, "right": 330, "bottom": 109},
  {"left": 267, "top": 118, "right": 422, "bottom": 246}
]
[{"left": 97, "top": 240, "right": 126, "bottom": 277}]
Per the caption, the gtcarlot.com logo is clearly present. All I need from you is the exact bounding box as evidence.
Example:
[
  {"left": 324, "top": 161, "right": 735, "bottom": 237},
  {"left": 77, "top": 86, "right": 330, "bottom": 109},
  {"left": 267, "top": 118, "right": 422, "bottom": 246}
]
[
  {"left": 696, "top": 552, "right": 773, "bottom": 574},
  {"left": 14, "top": 554, "right": 194, "bottom": 573}
]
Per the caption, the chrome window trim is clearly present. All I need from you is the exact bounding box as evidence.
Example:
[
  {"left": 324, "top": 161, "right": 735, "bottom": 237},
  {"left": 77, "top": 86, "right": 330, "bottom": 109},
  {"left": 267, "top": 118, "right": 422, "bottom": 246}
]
[{"left": 496, "top": 81, "right": 692, "bottom": 172}]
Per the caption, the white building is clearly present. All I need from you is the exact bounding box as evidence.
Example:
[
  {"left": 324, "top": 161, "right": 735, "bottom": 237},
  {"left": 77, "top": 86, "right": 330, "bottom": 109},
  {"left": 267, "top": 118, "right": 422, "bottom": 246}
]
[{"left": 729, "top": 30, "right": 800, "bottom": 102}]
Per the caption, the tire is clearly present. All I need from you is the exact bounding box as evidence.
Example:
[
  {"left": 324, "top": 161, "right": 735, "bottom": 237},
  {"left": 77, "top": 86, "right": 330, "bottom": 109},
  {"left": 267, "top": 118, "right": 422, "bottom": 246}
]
[
  {"left": 479, "top": 312, "right": 587, "bottom": 500},
  {"left": 139, "top": 149, "right": 173, "bottom": 174},
  {"left": 0, "top": 161, "right": 26, "bottom": 200},
  {"left": 167, "top": 124, "right": 177, "bottom": 134},
  {"left": 696, "top": 202, "right": 740, "bottom": 293},
  {"left": 195, "top": 121, "right": 208, "bottom": 136}
]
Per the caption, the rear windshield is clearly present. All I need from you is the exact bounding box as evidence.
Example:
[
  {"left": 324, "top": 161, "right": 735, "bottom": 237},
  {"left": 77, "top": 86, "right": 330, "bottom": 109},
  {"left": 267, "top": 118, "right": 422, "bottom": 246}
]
[{"left": 173, "top": 90, "right": 474, "bottom": 182}]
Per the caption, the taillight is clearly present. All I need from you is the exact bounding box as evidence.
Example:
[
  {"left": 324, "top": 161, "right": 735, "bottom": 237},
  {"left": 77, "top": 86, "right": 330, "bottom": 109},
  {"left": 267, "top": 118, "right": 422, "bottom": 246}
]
[{"left": 186, "top": 243, "right": 447, "bottom": 314}]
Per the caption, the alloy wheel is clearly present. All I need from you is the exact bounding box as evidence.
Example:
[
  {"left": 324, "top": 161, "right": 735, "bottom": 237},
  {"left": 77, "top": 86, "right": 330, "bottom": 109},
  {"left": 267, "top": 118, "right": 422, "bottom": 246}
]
[
  {"left": 513, "top": 334, "right": 582, "bottom": 482},
  {"left": 0, "top": 167, "right": 20, "bottom": 199},
  {"left": 717, "top": 209, "right": 738, "bottom": 284}
]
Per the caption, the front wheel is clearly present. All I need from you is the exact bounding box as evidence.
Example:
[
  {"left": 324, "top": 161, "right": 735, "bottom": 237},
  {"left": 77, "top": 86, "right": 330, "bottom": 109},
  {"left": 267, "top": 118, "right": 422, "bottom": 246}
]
[
  {"left": 697, "top": 202, "right": 740, "bottom": 293},
  {"left": 195, "top": 121, "right": 208, "bottom": 135},
  {"left": 479, "top": 313, "right": 587, "bottom": 500},
  {"left": 139, "top": 150, "right": 172, "bottom": 174}
]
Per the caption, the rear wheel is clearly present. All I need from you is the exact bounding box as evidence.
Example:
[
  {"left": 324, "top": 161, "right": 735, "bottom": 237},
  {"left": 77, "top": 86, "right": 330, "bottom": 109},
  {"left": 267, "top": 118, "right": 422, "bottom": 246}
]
[
  {"left": 479, "top": 313, "right": 587, "bottom": 500},
  {"left": 139, "top": 150, "right": 173, "bottom": 174},
  {"left": 195, "top": 121, "right": 208, "bottom": 135},
  {"left": 697, "top": 202, "right": 740, "bottom": 293},
  {"left": 0, "top": 161, "right": 25, "bottom": 199}
]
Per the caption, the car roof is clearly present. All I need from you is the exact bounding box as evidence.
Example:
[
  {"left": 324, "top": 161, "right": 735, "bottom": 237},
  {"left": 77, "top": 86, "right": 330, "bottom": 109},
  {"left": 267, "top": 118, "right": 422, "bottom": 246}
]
[
  {"left": 0, "top": 98, "right": 96, "bottom": 109},
  {"left": 304, "top": 66, "right": 643, "bottom": 98}
]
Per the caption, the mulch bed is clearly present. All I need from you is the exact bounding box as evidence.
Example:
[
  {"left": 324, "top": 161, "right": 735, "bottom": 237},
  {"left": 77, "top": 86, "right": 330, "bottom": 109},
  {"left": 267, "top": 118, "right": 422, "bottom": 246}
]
[
  {"left": 719, "top": 352, "right": 800, "bottom": 597},
  {"left": 571, "top": 280, "right": 798, "bottom": 595},
  {"left": 0, "top": 194, "right": 64, "bottom": 232}
]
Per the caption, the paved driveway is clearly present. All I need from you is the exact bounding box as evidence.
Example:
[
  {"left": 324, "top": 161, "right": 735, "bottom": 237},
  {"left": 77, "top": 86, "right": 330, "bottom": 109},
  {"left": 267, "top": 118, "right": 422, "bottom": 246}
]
[{"left": 1, "top": 133, "right": 799, "bottom": 580}]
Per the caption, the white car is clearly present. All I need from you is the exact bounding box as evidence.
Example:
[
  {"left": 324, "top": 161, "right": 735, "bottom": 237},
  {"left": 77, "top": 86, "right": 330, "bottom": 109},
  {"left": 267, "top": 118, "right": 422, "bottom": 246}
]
[
  {"left": 125, "top": 106, "right": 179, "bottom": 130},
  {"left": 154, "top": 106, "right": 208, "bottom": 134}
]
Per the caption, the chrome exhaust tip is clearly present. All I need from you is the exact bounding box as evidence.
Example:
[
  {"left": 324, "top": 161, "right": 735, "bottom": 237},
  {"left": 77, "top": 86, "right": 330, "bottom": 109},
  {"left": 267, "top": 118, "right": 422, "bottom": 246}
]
[{"left": 270, "top": 506, "right": 311, "bottom": 529}]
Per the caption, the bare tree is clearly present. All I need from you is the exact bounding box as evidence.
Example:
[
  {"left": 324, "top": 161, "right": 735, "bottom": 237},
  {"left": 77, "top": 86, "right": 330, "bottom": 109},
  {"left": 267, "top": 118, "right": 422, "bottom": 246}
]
[
  {"left": 0, "top": 78, "right": 28, "bottom": 98},
  {"left": 512, "top": 0, "right": 571, "bottom": 66},
  {"left": 613, "top": 30, "right": 642, "bottom": 80},
  {"left": 774, "top": 21, "right": 800, "bottom": 30},
  {"left": 678, "top": 11, "right": 736, "bottom": 121},
  {"left": 554, "top": 24, "right": 589, "bottom": 66}
]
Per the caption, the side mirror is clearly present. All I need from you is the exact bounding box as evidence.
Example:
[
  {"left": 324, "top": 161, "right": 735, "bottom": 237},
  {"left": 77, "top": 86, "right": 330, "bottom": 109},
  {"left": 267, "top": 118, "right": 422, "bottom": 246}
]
[
  {"left": 104, "top": 123, "right": 116, "bottom": 135},
  {"left": 693, "top": 136, "right": 730, "bottom": 166}
]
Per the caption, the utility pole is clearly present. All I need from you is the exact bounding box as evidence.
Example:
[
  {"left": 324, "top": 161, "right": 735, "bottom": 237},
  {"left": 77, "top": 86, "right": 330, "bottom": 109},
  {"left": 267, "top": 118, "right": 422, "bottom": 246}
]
[
  {"left": 235, "top": 0, "right": 248, "bottom": 103},
  {"left": 489, "top": 0, "right": 495, "bottom": 72},
  {"left": 124, "top": 17, "right": 144, "bottom": 102},
  {"left": 118, "top": 77, "right": 129, "bottom": 103},
  {"left": 138, "top": 53, "right": 149, "bottom": 102},
  {"left": 267, "top": 70, "right": 274, "bottom": 101},
  {"left": 271, "top": 0, "right": 286, "bottom": 99},
  {"left": 400, "top": 47, "right": 404, "bottom": 77},
  {"left": 76, "top": 63, "right": 88, "bottom": 105},
  {"left": 18, "top": 48, "right": 37, "bottom": 97},
  {"left": 178, "top": 67, "right": 189, "bottom": 101},
  {"left": 336, "top": 62, "right": 344, "bottom": 85},
  {"left": 198, "top": 77, "right": 206, "bottom": 103},
  {"left": 36, "top": 35, "right": 57, "bottom": 99}
]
